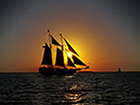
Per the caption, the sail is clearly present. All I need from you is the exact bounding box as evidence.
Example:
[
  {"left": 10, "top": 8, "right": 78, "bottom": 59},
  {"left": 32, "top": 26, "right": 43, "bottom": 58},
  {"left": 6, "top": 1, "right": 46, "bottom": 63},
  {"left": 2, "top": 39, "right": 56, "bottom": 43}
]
[
  {"left": 50, "top": 35, "right": 61, "bottom": 46},
  {"left": 64, "top": 38, "right": 79, "bottom": 56},
  {"left": 41, "top": 43, "right": 52, "bottom": 65},
  {"left": 67, "top": 56, "right": 75, "bottom": 67},
  {"left": 72, "top": 55, "right": 86, "bottom": 66},
  {"left": 55, "top": 48, "right": 65, "bottom": 67}
]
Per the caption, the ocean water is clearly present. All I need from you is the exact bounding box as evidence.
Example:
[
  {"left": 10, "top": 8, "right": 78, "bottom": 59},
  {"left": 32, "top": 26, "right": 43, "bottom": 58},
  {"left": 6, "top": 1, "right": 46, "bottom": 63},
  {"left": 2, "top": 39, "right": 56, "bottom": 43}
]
[{"left": 0, "top": 72, "right": 140, "bottom": 105}]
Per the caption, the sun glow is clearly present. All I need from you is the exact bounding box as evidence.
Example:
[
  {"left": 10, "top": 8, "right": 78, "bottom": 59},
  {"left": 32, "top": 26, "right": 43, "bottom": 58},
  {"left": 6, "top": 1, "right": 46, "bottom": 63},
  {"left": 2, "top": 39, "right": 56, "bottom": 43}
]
[{"left": 67, "top": 52, "right": 72, "bottom": 58}]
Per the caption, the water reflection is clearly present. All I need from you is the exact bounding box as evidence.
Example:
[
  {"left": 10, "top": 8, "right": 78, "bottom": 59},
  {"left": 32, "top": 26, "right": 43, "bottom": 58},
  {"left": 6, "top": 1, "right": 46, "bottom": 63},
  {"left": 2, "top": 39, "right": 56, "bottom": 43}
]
[
  {"left": 1, "top": 73, "right": 139, "bottom": 105},
  {"left": 62, "top": 75, "right": 88, "bottom": 104}
]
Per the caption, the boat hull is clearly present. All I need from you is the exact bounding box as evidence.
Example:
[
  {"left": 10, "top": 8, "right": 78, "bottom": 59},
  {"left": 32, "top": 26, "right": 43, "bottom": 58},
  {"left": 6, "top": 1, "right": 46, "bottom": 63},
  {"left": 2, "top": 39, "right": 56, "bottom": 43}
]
[{"left": 39, "top": 67, "right": 78, "bottom": 75}]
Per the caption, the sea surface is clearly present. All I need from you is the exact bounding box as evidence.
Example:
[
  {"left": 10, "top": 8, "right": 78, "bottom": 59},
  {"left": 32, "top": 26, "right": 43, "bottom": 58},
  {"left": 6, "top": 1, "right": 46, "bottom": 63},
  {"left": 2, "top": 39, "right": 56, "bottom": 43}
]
[{"left": 0, "top": 72, "right": 140, "bottom": 105}]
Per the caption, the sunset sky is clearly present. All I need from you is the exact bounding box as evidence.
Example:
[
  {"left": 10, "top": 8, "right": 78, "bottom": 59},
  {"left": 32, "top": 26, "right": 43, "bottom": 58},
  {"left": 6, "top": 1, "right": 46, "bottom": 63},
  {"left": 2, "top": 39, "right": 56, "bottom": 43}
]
[{"left": 0, "top": 0, "right": 139, "bottom": 72}]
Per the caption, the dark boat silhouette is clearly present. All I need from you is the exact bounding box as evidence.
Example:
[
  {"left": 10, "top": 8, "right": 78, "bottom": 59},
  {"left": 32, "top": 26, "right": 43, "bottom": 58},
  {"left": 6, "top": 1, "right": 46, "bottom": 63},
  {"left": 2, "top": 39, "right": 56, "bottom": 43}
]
[
  {"left": 117, "top": 68, "right": 121, "bottom": 72},
  {"left": 39, "top": 30, "right": 89, "bottom": 75}
]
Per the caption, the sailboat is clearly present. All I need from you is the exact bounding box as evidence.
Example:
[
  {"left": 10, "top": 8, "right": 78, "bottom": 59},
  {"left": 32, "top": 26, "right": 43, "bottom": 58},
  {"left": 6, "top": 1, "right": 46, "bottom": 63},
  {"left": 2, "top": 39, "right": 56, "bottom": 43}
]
[
  {"left": 117, "top": 68, "right": 121, "bottom": 72},
  {"left": 39, "top": 30, "right": 89, "bottom": 75}
]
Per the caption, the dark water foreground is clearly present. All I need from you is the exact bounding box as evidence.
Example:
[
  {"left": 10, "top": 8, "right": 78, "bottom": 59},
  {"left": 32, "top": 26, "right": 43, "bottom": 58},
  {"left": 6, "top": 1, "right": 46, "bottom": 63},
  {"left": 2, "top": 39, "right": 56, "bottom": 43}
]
[{"left": 0, "top": 72, "right": 140, "bottom": 105}]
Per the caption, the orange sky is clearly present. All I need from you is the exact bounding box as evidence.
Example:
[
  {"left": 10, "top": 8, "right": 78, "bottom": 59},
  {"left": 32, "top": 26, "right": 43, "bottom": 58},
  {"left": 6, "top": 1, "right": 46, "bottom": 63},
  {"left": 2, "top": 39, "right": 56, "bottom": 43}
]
[{"left": 0, "top": 0, "right": 139, "bottom": 72}]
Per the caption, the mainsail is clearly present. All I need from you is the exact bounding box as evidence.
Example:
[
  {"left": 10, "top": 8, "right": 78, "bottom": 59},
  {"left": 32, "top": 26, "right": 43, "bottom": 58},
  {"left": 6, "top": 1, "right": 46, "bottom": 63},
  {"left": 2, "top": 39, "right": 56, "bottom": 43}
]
[
  {"left": 64, "top": 38, "right": 79, "bottom": 56},
  {"left": 55, "top": 48, "right": 65, "bottom": 67},
  {"left": 41, "top": 43, "right": 52, "bottom": 65},
  {"left": 72, "top": 55, "right": 86, "bottom": 66}
]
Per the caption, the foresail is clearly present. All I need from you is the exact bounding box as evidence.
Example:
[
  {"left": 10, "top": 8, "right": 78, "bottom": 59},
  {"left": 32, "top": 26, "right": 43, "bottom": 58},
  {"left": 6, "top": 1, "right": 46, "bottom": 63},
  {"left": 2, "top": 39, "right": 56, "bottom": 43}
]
[
  {"left": 72, "top": 55, "right": 86, "bottom": 66},
  {"left": 67, "top": 56, "right": 75, "bottom": 67},
  {"left": 55, "top": 48, "right": 65, "bottom": 67},
  {"left": 64, "top": 38, "right": 79, "bottom": 56},
  {"left": 50, "top": 35, "right": 61, "bottom": 46},
  {"left": 41, "top": 43, "right": 52, "bottom": 65}
]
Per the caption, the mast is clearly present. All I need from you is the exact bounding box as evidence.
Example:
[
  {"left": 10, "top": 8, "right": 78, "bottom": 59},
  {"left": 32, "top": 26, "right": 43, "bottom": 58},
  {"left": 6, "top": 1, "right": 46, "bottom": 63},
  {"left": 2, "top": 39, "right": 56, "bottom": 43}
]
[
  {"left": 41, "top": 29, "right": 53, "bottom": 66},
  {"left": 47, "top": 29, "right": 52, "bottom": 48},
  {"left": 59, "top": 34, "right": 66, "bottom": 68},
  {"left": 60, "top": 34, "right": 63, "bottom": 51}
]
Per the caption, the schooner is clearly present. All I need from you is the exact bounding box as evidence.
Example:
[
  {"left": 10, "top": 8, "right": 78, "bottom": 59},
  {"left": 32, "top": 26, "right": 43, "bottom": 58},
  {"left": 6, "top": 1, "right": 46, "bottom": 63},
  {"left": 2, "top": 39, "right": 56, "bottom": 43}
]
[{"left": 39, "top": 30, "right": 89, "bottom": 75}]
